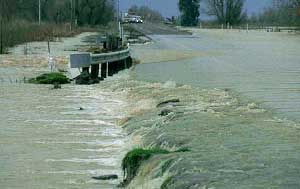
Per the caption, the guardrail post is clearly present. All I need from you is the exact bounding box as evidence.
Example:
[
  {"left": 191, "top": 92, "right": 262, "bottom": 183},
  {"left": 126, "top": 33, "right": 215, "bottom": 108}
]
[
  {"left": 126, "top": 57, "right": 133, "bottom": 68},
  {"left": 108, "top": 61, "right": 119, "bottom": 76},
  {"left": 120, "top": 60, "right": 126, "bottom": 71},
  {"left": 115, "top": 61, "right": 119, "bottom": 73},
  {"left": 108, "top": 62, "right": 113, "bottom": 76},
  {"left": 101, "top": 63, "right": 107, "bottom": 79},
  {"left": 91, "top": 64, "right": 99, "bottom": 79},
  {"left": 116, "top": 61, "right": 123, "bottom": 73},
  {"left": 124, "top": 58, "right": 127, "bottom": 69},
  {"left": 82, "top": 67, "right": 90, "bottom": 74}
]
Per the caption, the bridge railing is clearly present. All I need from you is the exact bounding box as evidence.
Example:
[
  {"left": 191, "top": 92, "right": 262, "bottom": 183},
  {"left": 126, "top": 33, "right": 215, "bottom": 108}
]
[{"left": 70, "top": 47, "right": 130, "bottom": 69}]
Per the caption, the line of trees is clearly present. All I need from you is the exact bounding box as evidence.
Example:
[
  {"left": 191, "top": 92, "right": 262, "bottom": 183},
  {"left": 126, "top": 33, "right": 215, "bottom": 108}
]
[
  {"left": 178, "top": 0, "right": 246, "bottom": 26},
  {"left": 0, "top": 0, "right": 115, "bottom": 25},
  {"left": 178, "top": 0, "right": 300, "bottom": 27},
  {"left": 250, "top": 0, "right": 300, "bottom": 26},
  {"left": 0, "top": 0, "right": 116, "bottom": 54}
]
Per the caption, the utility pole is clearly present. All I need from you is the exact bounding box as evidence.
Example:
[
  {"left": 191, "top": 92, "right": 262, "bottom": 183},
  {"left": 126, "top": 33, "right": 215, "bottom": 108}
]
[
  {"left": 70, "top": 0, "right": 73, "bottom": 31},
  {"left": 39, "top": 0, "right": 41, "bottom": 25},
  {"left": 0, "top": 0, "right": 4, "bottom": 54},
  {"left": 74, "top": 0, "right": 78, "bottom": 27},
  {"left": 117, "top": 0, "right": 119, "bottom": 24},
  {"left": 0, "top": 17, "right": 3, "bottom": 54},
  {"left": 117, "top": 0, "right": 122, "bottom": 39}
]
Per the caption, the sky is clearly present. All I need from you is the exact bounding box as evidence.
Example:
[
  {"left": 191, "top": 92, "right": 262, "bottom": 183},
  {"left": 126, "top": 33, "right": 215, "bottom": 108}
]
[{"left": 120, "top": 0, "right": 273, "bottom": 18}]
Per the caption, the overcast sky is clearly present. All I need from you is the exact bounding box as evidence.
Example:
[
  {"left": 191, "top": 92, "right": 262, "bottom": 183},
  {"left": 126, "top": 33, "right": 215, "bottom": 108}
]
[{"left": 120, "top": 0, "right": 272, "bottom": 18}]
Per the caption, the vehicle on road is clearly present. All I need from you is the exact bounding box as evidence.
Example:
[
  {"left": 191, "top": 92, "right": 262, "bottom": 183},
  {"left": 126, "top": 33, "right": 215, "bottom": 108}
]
[{"left": 122, "top": 13, "right": 144, "bottom": 24}]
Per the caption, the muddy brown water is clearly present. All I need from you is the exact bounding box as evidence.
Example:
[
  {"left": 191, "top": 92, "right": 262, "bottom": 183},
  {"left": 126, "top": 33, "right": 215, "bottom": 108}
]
[
  {"left": 1, "top": 29, "right": 300, "bottom": 189},
  {"left": 0, "top": 33, "right": 131, "bottom": 189},
  {"left": 133, "top": 29, "right": 300, "bottom": 122}
]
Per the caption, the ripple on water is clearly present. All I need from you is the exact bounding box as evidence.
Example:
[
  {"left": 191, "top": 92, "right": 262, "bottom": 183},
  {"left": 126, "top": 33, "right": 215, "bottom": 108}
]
[
  {"left": 45, "top": 157, "right": 119, "bottom": 166},
  {"left": 0, "top": 79, "right": 130, "bottom": 189}
]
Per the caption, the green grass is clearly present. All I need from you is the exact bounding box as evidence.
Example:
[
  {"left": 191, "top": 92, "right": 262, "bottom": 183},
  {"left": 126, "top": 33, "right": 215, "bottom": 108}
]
[
  {"left": 29, "top": 72, "right": 70, "bottom": 84},
  {"left": 121, "top": 148, "right": 170, "bottom": 186},
  {"left": 161, "top": 159, "right": 174, "bottom": 174},
  {"left": 119, "top": 147, "right": 191, "bottom": 187},
  {"left": 174, "top": 147, "right": 191, "bottom": 153},
  {"left": 161, "top": 176, "right": 174, "bottom": 189}
]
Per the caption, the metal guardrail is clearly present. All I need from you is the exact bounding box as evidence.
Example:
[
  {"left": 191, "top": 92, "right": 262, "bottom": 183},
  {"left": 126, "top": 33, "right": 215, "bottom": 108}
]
[{"left": 70, "top": 47, "right": 130, "bottom": 68}]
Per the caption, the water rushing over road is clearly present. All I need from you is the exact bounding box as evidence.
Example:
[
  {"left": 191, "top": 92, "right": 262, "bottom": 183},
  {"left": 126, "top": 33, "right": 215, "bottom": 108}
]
[
  {"left": 0, "top": 78, "right": 131, "bottom": 189},
  {"left": 133, "top": 29, "right": 300, "bottom": 122},
  {"left": 0, "top": 32, "right": 132, "bottom": 188},
  {"left": 0, "top": 80, "right": 130, "bottom": 189},
  {"left": 1, "top": 29, "right": 300, "bottom": 188},
  {"left": 125, "top": 29, "right": 300, "bottom": 187}
]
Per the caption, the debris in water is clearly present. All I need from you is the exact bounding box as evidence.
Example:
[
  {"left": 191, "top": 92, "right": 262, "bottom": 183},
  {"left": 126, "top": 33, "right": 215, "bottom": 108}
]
[
  {"left": 157, "top": 99, "right": 180, "bottom": 108},
  {"left": 75, "top": 72, "right": 101, "bottom": 85},
  {"left": 52, "top": 82, "right": 61, "bottom": 89},
  {"left": 159, "top": 109, "right": 173, "bottom": 116},
  {"left": 92, "top": 174, "right": 118, "bottom": 180}
]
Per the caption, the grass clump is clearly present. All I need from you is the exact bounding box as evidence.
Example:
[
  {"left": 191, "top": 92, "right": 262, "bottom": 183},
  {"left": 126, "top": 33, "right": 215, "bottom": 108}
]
[
  {"left": 174, "top": 147, "right": 191, "bottom": 153},
  {"left": 121, "top": 148, "right": 170, "bottom": 186},
  {"left": 29, "top": 72, "right": 70, "bottom": 84},
  {"left": 161, "top": 159, "right": 174, "bottom": 174},
  {"left": 161, "top": 176, "right": 174, "bottom": 189}
]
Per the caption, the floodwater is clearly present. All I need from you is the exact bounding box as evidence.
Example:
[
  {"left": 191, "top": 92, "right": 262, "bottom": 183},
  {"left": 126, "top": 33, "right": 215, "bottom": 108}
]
[
  {"left": 1, "top": 29, "right": 300, "bottom": 189},
  {"left": 133, "top": 29, "right": 300, "bottom": 122},
  {"left": 0, "top": 82, "right": 129, "bottom": 189},
  {"left": 0, "top": 33, "right": 130, "bottom": 189},
  {"left": 125, "top": 29, "right": 300, "bottom": 188}
]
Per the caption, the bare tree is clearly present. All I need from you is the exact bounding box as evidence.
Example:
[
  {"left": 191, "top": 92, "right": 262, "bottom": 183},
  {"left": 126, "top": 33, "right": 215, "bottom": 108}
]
[
  {"left": 256, "top": 0, "right": 300, "bottom": 26},
  {"left": 274, "top": 0, "right": 300, "bottom": 7},
  {"left": 205, "top": 0, "right": 246, "bottom": 25},
  {"left": 0, "top": 0, "right": 16, "bottom": 53}
]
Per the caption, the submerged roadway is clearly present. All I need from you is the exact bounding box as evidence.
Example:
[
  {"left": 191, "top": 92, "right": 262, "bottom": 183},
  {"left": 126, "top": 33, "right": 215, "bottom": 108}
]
[{"left": 131, "top": 22, "right": 300, "bottom": 122}]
